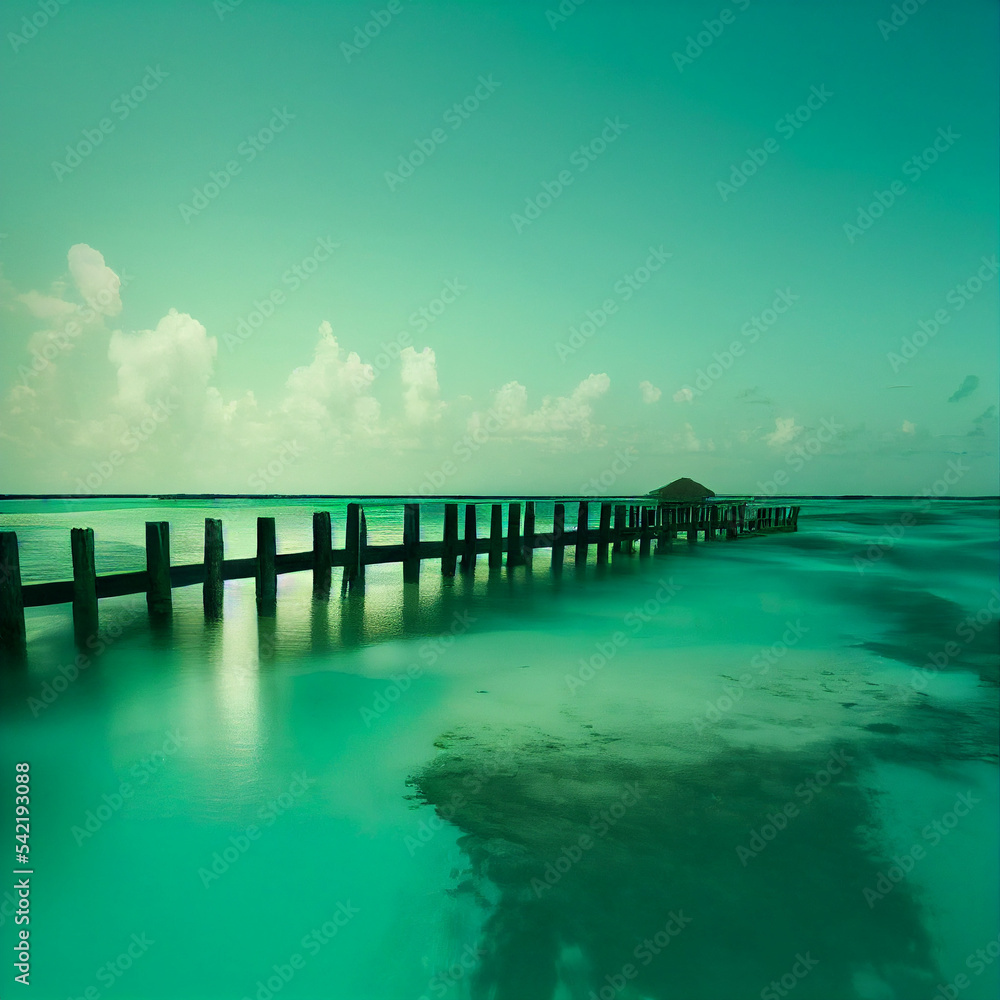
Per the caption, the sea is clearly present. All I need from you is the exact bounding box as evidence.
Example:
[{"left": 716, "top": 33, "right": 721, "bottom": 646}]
[{"left": 0, "top": 496, "right": 997, "bottom": 1000}]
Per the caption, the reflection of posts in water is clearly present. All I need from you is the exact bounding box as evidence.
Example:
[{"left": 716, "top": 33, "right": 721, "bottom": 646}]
[
  {"left": 255, "top": 517, "right": 277, "bottom": 616},
  {"left": 72, "top": 527, "right": 99, "bottom": 648},
  {"left": 401, "top": 577, "right": 421, "bottom": 637},
  {"left": 309, "top": 594, "right": 330, "bottom": 653},
  {"left": 257, "top": 611, "right": 277, "bottom": 663},
  {"left": 551, "top": 504, "right": 565, "bottom": 575},
  {"left": 340, "top": 585, "right": 365, "bottom": 648},
  {"left": 312, "top": 511, "right": 332, "bottom": 600}
]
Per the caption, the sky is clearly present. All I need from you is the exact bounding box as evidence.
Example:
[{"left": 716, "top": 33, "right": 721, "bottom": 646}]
[{"left": 0, "top": 0, "right": 997, "bottom": 496}]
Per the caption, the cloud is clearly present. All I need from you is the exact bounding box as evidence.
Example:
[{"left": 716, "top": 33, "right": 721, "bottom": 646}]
[
  {"left": 902, "top": 420, "right": 916, "bottom": 434},
  {"left": 68, "top": 243, "right": 122, "bottom": 316},
  {"left": 639, "top": 380, "right": 661, "bottom": 404},
  {"left": 764, "top": 417, "right": 801, "bottom": 448},
  {"left": 672, "top": 387, "right": 693, "bottom": 403},
  {"left": 400, "top": 345, "right": 445, "bottom": 426},
  {"left": 947, "top": 375, "right": 979, "bottom": 403}
]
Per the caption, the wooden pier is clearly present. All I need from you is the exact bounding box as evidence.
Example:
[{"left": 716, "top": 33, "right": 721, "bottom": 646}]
[{"left": 0, "top": 500, "right": 799, "bottom": 651}]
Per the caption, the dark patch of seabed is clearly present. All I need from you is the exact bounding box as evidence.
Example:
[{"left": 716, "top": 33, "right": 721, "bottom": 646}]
[{"left": 408, "top": 733, "right": 939, "bottom": 1000}]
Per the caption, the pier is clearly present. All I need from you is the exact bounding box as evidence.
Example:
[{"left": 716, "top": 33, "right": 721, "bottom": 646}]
[{"left": 0, "top": 500, "right": 799, "bottom": 651}]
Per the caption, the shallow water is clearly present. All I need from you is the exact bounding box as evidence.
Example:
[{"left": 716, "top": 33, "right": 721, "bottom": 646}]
[{"left": 0, "top": 497, "right": 997, "bottom": 999}]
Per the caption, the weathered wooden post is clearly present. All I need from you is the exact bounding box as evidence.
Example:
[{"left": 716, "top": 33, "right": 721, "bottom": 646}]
[
  {"left": 71, "top": 526, "right": 99, "bottom": 644},
  {"left": 792, "top": 505, "right": 801, "bottom": 530},
  {"left": 612, "top": 505, "right": 626, "bottom": 555},
  {"left": 597, "top": 503, "right": 612, "bottom": 562},
  {"left": 255, "top": 517, "right": 277, "bottom": 614},
  {"left": 343, "top": 503, "right": 362, "bottom": 592},
  {"left": 551, "top": 503, "right": 565, "bottom": 571},
  {"left": 488, "top": 504, "right": 503, "bottom": 569},
  {"left": 726, "top": 505, "right": 738, "bottom": 540},
  {"left": 204, "top": 518, "right": 224, "bottom": 616},
  {"left": 0, "top": 532, "right": 26, "bottom": 651},
  {"left": 311, "top": 511, "right": 332, "bottom": 599},
  {"left": 522, "top": 501, "right": 535, "bottom": 565},
  {"left": 442, "top": 503, "right": 459, "bottom": 577},
  {"left": 461, "top": 504, "right": 477, "bottom": 573},
  {"left": 686, "top": 505, "right": 698, "bottom": 544},
  {"left": 145, "top": 521, "right": 172, "bottom": 617},
  {"left": 402, "top": 503, "right": 420, "bottom": 583},
  {"left": 575, "top": 502, "right": 589, "bottom": 566},
  {"left": 639, "top": 507, "right": 652, "bottom": 557},
  {"left": 506, "top": 502, "right": 522, "bottom": 569},
  {"left": 359, "top": 510, "right": 368, "bottom": 582}
]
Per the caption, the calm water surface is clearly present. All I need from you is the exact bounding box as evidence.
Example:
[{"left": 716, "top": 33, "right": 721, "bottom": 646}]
[{"left": 0, "top": 497, "right": 996, "bottom": 999}]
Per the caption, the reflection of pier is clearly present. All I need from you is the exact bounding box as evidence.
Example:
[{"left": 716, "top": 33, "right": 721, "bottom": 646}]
[{"left": 0, "top": 500, "right": 799, "bottom": 651}]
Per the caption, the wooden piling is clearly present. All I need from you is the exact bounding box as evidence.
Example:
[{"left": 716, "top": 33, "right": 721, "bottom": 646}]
[
  {"left": 551, "top": 503, "right": 565, "bottom": 571},
  {"left": 343, "top": 503, "right": 361, "bottom": 591},
  {"left": 612, "top": 505, "right": 626, "bottom": 555},
  {"left": 359, "top": 510, "right": 368, "bottom": 583},
  {"left": 442, "top": 503, "right": 459, "bottom": 577},
  {"left": 204, "top": 518, "right": 224, "bottom": 616},
  {"left": 575, "top": 502, "right": 589, "bottom": 565},
  {"left": 522, "top": 501, "right": 535, "bottom": 565},
  {"left": 506, "top": 502, "right": 523, "bottom": 569},
  {"left": 0, "top": 532, "right": 26, "bottom": 651},
  {"left": 71, "top": 526, "right": 99, "bottom": 644},
  {"left": 403, "top": 503, "right": 420, "bottom": 583},
  {"left": 310, "top": 511, "right": 332, "bottom": 599},
  {"left": 488, "top": 504, "right": 503, "bottom": 569},
  {"left": 145, "top": 521, "right": 172, "bottom": 616},
  {"left": 639, "top": 507, "right": 652, "bottom": 557},
  {"left": 597, "top": 503, "right": 612, "bottom": 562},
  {"left": 687, "top": 506, "right": 698, "bottom": 544},
  {"left": 255, "top": 517, "right": 277, "bottom": 613},
  {"left": 461, "top": 504, "right": 477, "bottom": 573}
]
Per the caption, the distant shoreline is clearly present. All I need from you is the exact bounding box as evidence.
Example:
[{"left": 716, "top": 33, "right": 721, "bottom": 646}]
[{"left": 0, "top": 494, "right": 997, "bottom": 502}]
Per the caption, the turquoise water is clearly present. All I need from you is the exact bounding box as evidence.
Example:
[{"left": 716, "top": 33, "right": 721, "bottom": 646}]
[{"left": 0, "top": 498, "right": 997, "bottom": 999}]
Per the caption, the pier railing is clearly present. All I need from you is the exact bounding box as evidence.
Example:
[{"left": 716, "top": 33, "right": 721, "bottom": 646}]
[{"left": 0, "top": 500, "right": 799, "bottom": 650}]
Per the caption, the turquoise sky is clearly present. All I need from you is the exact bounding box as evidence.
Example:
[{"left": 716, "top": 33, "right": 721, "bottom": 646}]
[{"left": 0, "top": 0, "right": 997, "bottom": 495}]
